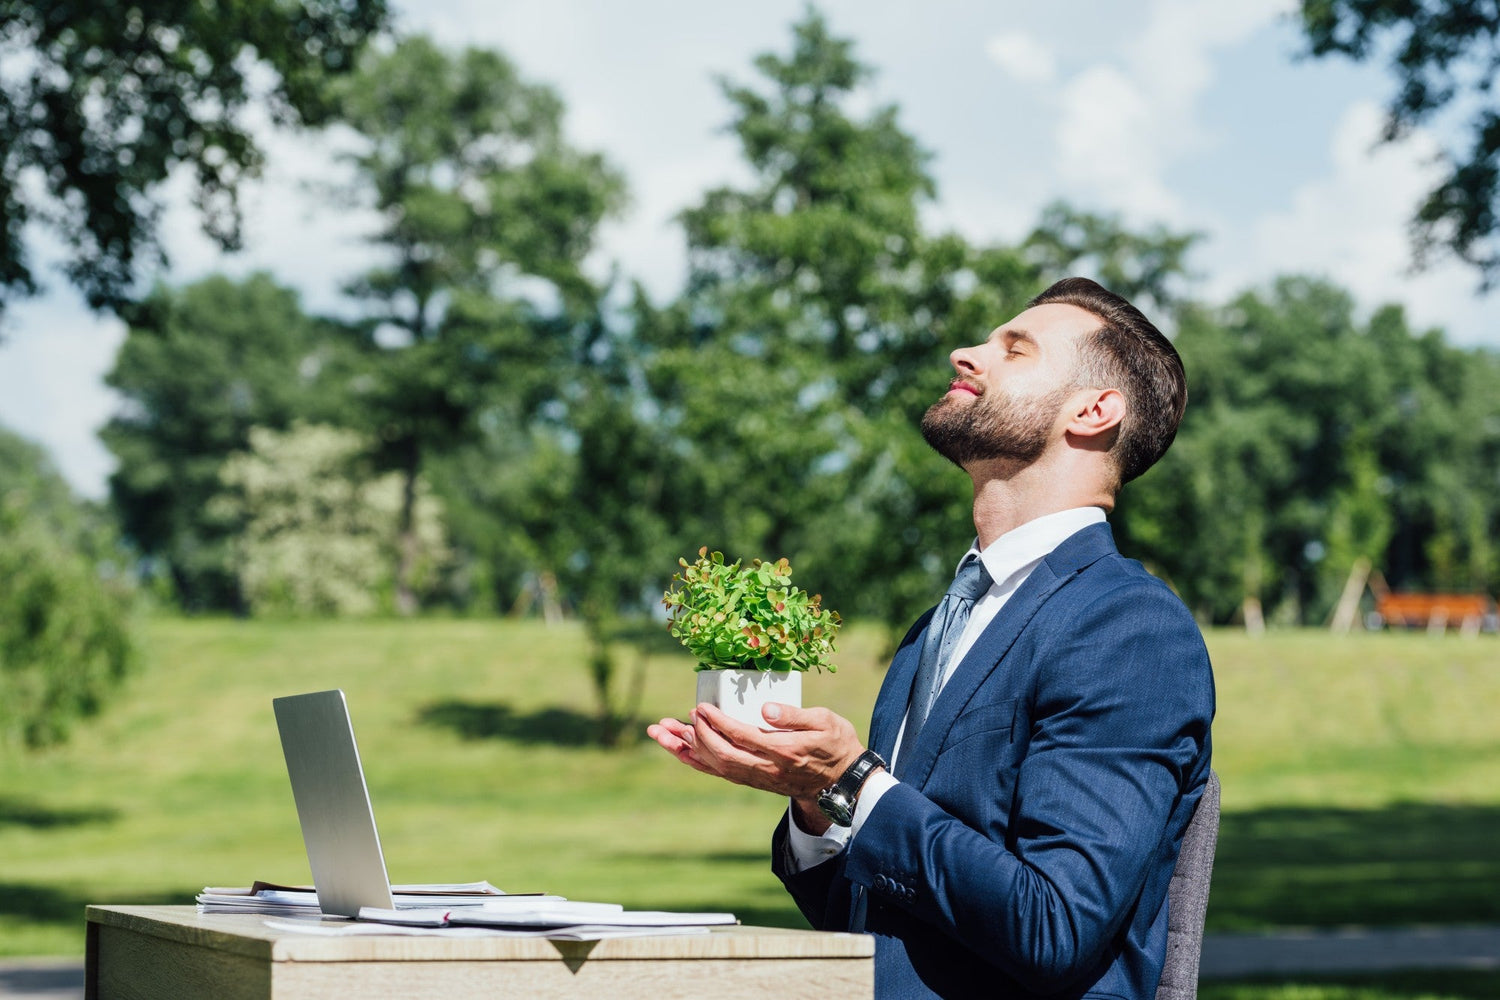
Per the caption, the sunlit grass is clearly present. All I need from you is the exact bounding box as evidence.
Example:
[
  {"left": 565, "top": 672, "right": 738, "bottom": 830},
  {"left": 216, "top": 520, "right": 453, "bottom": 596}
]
[{"left": 1202, "top": 970, "right": 1500, "bottom": 1000}]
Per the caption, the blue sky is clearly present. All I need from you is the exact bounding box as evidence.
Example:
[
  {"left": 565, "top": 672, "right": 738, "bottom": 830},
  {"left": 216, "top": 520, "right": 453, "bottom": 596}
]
[{"left": 1, "top": 0, "right": 1493, "bottom": 498}]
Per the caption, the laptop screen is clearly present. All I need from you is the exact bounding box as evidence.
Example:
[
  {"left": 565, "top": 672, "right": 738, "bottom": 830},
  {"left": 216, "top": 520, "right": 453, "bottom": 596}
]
[{"left": 273, "top": 689, "right": 397, "bottom": 917}]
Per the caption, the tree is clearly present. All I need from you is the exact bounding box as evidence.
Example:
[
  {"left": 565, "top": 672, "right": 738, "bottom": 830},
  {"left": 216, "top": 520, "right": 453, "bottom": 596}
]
[
  {"left": 558, "top": 311, "right": 683, "bottom": 745},
  {"left": 677, "top": 8, "right": 936, "bottom": 416},
  {"left": 1119, "top": 275, "right": 1500, "bottom": 624},
  {"left": 1024, "top": 202, "right": 1201, "bottom": 320},
  {"left": 215, "top": 423, "right": 447, "bottom": 616},
  {"left": 101, "top": 273, "right": 343, "bottom": 610},
  {"left": 1299, "top": 0, "right": 1500, "bottom": 285},
  {"left": 1, "top": 424, "right": 90, "bottom": 541},
  {"left": 655, "top": 9, "right": 1043, "bottom": 632},
  {"left": 331, "top": 36, "right": 624, "bottom": 614},
  {"left": 0, "top": 0, "right": 389, "bottom": 319},
  {"left": 0, "top": 426, "right": 134, "bottom": 748}
]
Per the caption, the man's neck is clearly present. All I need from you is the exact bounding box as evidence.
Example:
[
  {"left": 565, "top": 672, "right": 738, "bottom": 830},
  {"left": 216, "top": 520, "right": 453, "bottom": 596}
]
[{"left": 967, "top": 457, "right": 1113, "bottom": 549}]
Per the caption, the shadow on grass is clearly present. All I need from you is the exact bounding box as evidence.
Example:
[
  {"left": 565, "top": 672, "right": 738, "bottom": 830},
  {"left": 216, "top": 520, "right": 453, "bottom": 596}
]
[
  {"left": 0, "top": 796, "right": 117, "bottom": 829},
  {"left": 1211, "top": 801, "right": 1500, "bottom": 931},
  {"left": 616, "top": 849, "right": 769, "bottom": 865},
  {"left": 1201, "top": 970, "right": 1500, "bottom": 999},
  {"left": 416, "top": 700, "right": 647, "bottom": 748},
  {"left": 0, "top": 883, "right": 190, "bottom": 928}
]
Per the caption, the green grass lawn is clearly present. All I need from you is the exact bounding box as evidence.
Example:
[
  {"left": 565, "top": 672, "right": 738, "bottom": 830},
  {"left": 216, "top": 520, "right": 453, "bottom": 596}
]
[
  {"left": 2, "top": 619, "right": 1498, "bottom": 964},
  {"left": 1201, "top": 971, "right": 1500, "bottom": 1000}
]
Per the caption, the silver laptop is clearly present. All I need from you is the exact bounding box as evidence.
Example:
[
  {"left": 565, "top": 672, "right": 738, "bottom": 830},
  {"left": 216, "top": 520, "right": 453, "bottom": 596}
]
[{"left": 272, "top": 689, "right": 398, "bottom": 917}]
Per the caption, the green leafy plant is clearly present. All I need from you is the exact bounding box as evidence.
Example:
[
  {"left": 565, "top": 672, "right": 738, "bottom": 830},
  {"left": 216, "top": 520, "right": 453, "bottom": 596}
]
[{"left": 663, "top": 548, "right": 841, "bottom": 673}]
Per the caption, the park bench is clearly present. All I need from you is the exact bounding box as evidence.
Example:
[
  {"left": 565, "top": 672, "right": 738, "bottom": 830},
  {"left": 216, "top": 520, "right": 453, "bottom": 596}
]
[{"left": 1371, "top": 593, "right": 1497, "bottom": 633}]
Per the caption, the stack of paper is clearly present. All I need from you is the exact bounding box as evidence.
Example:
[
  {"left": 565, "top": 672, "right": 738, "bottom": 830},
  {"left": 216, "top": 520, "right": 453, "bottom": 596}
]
[
  {"left": 195, "top": 881, "right": 537, "bottom": 916},
  {"left": 356, "top": 898, "right": 738, "bottom": 937}
]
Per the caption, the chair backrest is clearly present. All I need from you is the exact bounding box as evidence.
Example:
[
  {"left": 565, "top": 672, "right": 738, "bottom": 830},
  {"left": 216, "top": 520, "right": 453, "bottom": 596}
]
[{"left": 1154, "top": 770, "right": 1220, "bottom": 1000}]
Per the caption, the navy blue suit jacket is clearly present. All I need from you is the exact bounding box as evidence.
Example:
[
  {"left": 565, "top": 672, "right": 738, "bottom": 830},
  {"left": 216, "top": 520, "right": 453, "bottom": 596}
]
[{"left": 773, "top": 522, "right": 1215, "bottom": 999}]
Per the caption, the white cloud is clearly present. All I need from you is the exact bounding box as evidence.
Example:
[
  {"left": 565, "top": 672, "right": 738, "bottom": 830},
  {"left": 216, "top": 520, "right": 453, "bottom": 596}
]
[
  {"left": 1055, "top": 65, "right": 1178, "bottom": 221},
  {"left": 1130, "top": 0, "right": 1294, "bottom": 109},
  {"left": 0, "top": 302, "right": 124, "bottom": 499},
  {"left": 1240, "top": 102, "right": 1433, "bottom": 290},
  {"left": 1050, "top": 0, "right": 1293, "bottom": 224},
  {"left": 984, "top": 32, "right": 1056, "bottom": 85},
  {"left": 155, "top": 120, "right": 385, "bottom": 318},
  {"left": 1217, "top": 100, "right": 1493, "bottom": 346}
]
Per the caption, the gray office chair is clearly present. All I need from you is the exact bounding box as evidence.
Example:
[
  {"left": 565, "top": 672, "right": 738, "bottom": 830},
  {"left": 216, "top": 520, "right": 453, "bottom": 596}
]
[{"left": 1155, "top": 770, "right": 1221, "bottom": 1000}]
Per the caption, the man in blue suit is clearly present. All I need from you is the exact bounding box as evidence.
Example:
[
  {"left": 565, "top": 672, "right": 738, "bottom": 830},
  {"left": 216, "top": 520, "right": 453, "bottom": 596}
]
[{"left": 648, "top": 277, "right": 1214, "bottom": 999}]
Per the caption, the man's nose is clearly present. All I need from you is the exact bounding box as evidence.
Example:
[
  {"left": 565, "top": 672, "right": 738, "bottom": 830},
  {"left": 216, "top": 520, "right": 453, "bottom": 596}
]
[{"left": 950, "top": 345, "right": 981, "bottom": 375}]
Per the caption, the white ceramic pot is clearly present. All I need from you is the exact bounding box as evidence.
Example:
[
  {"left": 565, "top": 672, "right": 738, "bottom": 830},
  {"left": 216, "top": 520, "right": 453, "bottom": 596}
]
[{"left": 695, "top": 668, "right": 802, "bottom": 730}]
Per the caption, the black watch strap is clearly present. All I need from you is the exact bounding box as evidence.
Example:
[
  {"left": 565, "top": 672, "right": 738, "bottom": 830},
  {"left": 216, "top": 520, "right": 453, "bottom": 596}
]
[{"left": 816, "top": 749, "right": 887, "bottom": 827}]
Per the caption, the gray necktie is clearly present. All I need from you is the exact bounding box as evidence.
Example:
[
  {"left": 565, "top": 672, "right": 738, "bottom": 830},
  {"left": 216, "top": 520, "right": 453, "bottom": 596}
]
[{"left": 903, "top": 557, "right": 993, "bottom": 755}]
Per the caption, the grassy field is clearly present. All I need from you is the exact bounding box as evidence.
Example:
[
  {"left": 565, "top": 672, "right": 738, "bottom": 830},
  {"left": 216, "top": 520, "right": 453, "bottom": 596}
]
[
  {"left": 1201, "top": 971, "right": 1500, "bottom": 999},
  {"left": 2, "top": 618, "right": 1498, "bottom": 968}
]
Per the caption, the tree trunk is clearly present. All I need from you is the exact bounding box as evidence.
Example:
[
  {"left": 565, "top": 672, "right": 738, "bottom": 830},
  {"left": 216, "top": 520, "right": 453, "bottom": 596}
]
[{"left": 394, "top": 437, "right": 420, "bottom": 617}]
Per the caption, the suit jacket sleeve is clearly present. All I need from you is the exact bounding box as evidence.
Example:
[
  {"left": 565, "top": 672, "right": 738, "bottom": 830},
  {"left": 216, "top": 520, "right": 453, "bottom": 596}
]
[
  {"left": 839, "top": 577, "right": 1213, "bottom": 994},
  {"left": 771, "top": 810, "right": 852, "bottom": 931},
  {"left": 770, "top": 608, "right": 940, "bottom": 934}
]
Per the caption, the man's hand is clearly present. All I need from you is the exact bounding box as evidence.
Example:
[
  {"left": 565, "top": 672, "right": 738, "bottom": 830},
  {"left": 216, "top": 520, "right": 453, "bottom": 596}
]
[
  {"left": 646, "top": 702, "right": 868, "bottom": 834},
  {"left": 645, "top": 716, "right": 717, "bottom": 775}
]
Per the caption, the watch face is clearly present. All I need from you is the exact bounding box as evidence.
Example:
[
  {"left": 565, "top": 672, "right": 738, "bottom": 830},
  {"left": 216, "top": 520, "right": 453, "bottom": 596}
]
[{"left": 817, "top": 789, "right": 855, "bottom": 827}]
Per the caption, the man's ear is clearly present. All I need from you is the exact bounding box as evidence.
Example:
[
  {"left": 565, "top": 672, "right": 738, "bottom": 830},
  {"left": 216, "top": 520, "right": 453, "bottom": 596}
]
[{"left": 1066, "top": 388, "right": 1125, "bottom": 441}]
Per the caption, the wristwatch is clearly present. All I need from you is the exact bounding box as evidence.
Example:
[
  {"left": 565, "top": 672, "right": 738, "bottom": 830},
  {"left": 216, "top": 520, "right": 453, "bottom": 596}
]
[{"left": 816, "top": 749, "right": 887, "bottom": 827}]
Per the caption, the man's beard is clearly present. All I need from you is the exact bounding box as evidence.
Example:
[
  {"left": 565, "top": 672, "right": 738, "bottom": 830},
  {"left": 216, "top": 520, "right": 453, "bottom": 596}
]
[{"left": 920, "top": 384, "right": 1073, "bottom": 469}]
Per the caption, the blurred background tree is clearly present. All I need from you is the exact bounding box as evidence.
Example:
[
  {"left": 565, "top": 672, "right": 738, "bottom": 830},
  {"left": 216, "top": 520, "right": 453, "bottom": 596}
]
[
  {"left": 0, "top": 0, "right": 390, "bottom": 320},
  {"left": 0, "top": 426, "right": 133, "bottom": 748},
  {"left": 100, "top": 274, "right": 346, "bottom": 611},
  {"left": 214, "top": 423, "right": 447, "bottom": 616},
  {"left": 329, "top": 35, "right": 626, "bottom": 614},
  {"left": 6, "top": 5, "right": 1500, "bottom": 752},
  {"left": 1119, "top": 276, "right": 1500, "bottom": 624},
  {"left": 1299, "top": 0, "right": 1500, "bottom": 285},
  {"left": 652, "top": 9, "right": 1038, "bottom": 629},
  {"left": 77, "top": 8, "right": 1500, "bottom": 645}
]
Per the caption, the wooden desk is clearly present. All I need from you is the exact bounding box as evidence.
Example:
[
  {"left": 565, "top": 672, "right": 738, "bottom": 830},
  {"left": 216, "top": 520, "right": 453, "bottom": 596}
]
[{"left": 85, "top": 905, "right": 874, "bottom": 999}]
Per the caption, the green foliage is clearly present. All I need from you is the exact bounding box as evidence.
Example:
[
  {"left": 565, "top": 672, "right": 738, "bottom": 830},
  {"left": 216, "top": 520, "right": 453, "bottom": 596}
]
[
  {"left": 663, "top": 549, "right": 841, "bottom": 673},
  {"left": 1024, "top": 201, "right": 1201, "bottom": 319},
  {"left": 1298, "top": 0, "right": 1500, "bottom": 285},
  {"left": 330, "top": 35, "right": 625, "bottom": 614},
  {"left": 649, "top": 8, "right": 1044, "bottom": 632},
  {"left": 75, "top": 8, "right": 1500, "bottom": 640},
  {"left": 101, "top": 273, "right": 346, "bottom": 611},
  {"left": 0, "top": 0, "right": 389, "bottom": 317},
  {"left": 0, "top": 425, "right": 98, "bottom": 550},
  {"left": 0, "top": 429, "right": 135, "bottom": 748},
  {"left": 1117, "top": 278, "right": 1500, "bottom": 624},
  {"left": 214, "top": 423, "right": 448, "bottom": 617}
]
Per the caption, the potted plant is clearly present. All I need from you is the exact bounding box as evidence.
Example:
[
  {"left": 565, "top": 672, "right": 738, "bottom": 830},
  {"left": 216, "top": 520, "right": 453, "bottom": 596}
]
[{"left": 663, "top": 548, "right": 841, "bottom": 729}]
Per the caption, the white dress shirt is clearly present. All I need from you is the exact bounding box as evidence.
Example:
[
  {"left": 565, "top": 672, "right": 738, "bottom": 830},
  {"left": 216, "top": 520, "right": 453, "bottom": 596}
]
[{"left": 785, "top": 506, "right": 1107, "bottom": 870}]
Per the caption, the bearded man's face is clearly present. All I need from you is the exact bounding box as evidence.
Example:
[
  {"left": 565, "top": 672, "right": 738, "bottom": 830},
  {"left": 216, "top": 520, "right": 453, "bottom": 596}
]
[{"left": 920, "top": 381, "right": 1074, "bottom": 468}]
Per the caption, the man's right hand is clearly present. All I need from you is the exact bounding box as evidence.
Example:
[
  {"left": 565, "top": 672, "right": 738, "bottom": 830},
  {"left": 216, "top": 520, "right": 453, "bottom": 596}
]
[{"left": 646, "top": 716, "right": 719, "bottom": 776}]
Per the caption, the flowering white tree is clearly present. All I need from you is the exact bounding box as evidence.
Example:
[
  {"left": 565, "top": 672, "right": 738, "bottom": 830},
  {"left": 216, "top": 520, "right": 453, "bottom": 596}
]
[{"left": 216, "top": 424, "right": 447, "bottom": 616}]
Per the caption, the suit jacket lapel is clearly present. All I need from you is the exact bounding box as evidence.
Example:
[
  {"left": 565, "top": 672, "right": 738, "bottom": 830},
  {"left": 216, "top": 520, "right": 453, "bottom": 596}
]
[
  {"left": 869, "top": 608, "right": 934, "bottom": 759},
  {"left": 891, "top": 522, "right": 1118, "bottom": 789}
]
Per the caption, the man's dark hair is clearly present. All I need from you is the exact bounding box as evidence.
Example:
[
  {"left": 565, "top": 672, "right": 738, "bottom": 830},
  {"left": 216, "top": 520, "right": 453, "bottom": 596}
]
[{"left": 1028, "top": 277, "right": 1186, "bottom": 486}]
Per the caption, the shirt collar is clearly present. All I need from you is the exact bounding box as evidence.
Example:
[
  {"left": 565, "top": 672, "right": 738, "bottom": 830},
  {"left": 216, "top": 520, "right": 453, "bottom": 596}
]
[{"left": 958, "top": 507, "right": 1107, "bottom": 589}]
